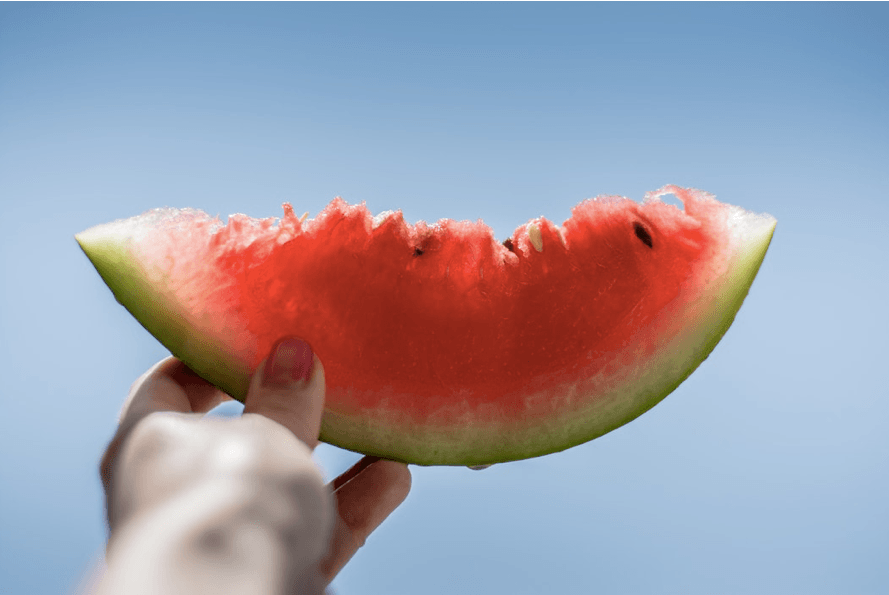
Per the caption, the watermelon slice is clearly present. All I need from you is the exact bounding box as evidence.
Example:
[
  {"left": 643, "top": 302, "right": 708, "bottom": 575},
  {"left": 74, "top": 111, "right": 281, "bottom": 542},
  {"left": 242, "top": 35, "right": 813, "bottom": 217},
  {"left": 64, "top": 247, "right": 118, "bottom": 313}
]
[{"left": 77, "top": 185, "right": 775, "bottom": 466}]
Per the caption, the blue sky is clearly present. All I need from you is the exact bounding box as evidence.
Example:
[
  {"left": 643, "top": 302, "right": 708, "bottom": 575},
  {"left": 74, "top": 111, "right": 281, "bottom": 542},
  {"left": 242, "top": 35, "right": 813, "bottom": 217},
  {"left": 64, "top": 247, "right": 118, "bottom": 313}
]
[{"left": 1, "top": 4, "right": 887, "bottom": 594}]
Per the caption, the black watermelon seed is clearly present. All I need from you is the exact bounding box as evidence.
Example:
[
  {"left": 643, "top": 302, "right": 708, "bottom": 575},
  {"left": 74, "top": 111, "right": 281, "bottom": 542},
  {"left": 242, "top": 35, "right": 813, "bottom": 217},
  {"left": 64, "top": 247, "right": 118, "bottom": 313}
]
[
  {"left": 503, "top": 238, "right": 515, "bottom": 253},
  {"left": 633, "top": 222, "right": 653, "bottom": 248},
  {"left": 413, "top": 247, "right": 424, "bottom": 256}
]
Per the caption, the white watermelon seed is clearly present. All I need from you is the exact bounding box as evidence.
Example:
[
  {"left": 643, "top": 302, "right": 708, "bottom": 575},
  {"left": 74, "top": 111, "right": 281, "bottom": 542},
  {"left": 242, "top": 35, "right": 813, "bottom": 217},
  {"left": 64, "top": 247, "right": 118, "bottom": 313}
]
[{"left": 528, "top": 224, "right": 543, "bottom": 252}]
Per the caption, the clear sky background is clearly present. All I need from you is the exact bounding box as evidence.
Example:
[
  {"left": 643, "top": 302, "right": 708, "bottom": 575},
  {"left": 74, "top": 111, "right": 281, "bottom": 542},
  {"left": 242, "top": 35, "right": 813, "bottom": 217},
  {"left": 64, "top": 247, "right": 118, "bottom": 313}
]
[{"left": 1, "top": 4, "right": 887, "bottom": 594}]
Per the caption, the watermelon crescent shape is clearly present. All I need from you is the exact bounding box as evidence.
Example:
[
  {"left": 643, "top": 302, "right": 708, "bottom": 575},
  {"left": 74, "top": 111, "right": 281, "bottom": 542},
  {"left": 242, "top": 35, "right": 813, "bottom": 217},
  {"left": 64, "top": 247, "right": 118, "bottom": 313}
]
[{"left": 77, "top": 186, "right": 775, "bottom": 466}]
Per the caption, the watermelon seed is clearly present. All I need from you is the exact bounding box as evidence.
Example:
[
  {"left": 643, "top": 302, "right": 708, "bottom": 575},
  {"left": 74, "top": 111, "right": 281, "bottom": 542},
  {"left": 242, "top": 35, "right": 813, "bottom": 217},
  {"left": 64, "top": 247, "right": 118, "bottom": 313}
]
[
  {"left": 633, "top": 222, "right": 653, "bottom": 248},
  {"left": 414, "top": 247, "right": 424, "bottom": 256},
  {"left": 503, "top": 238, "right": 515, "bottom": 253},
  {"left": 528, "top": 224, "right": 544, "bottom": 252}
]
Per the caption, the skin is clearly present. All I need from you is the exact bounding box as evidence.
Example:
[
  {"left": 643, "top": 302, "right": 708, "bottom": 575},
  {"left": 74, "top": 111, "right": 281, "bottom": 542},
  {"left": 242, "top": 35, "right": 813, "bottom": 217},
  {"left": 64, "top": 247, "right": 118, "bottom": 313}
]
[{"left": 94, "top": 339, "right": 412, "bottom": 595}]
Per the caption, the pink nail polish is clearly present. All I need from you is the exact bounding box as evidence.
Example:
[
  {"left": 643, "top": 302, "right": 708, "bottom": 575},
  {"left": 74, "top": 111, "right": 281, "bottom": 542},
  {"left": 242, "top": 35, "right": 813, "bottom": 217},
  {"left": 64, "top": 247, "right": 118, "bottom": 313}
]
[{"left": 264, "top": 338, "right": 314, "bottom": 386}]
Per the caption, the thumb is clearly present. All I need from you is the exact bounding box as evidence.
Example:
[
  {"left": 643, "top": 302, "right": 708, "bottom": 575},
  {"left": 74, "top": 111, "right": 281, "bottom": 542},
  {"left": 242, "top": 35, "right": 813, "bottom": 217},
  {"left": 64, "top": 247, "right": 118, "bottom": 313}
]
[{"left": 243, "top": 337, "right": 326, "bottom": 449}]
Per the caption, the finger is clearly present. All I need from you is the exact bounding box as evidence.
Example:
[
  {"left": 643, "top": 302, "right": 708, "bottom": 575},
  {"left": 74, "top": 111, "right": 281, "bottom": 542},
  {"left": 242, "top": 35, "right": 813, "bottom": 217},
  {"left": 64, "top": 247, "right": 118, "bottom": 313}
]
[
  {"left": 243, "top": 337, "right": 325, "bottom": 449},
  {"left": 102, "top": 358, "right": 230, "bottom": 494},
  {"left": 331, "top": 456, "right": 380, "bottom": 491},
  {"left": 320, "top": 458, "right": 411, "bottom": 582},
  {"left": 118, "top": 357, "right": 230, "bottom": 432}
]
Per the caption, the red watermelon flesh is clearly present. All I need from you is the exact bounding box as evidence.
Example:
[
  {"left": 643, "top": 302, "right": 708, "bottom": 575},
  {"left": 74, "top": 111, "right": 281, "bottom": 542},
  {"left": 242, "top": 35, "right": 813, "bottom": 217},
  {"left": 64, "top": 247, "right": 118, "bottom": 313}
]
[{"left": 76, "top": 185, "right": 775, "bottom": 465}]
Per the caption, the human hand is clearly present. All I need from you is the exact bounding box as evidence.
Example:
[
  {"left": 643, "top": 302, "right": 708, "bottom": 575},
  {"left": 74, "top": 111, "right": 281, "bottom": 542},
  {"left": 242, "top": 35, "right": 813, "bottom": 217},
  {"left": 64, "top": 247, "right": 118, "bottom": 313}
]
[{"left": 96, "top": 338, "right": 411, "bottom": 595}]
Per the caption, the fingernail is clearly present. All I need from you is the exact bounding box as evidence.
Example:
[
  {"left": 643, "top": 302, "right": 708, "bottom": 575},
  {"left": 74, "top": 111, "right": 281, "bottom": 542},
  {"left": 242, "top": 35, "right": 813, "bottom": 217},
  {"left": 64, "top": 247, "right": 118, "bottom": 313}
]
[{"left": 264, "top": 338, "right": 314, "bottom": 387}]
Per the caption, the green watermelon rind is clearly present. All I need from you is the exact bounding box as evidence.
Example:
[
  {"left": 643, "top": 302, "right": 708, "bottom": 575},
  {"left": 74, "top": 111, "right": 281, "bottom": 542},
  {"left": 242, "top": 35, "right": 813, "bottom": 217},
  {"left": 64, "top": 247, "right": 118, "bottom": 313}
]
[{"left": 77, "top": 198, "right": 775, "bottom": 466}]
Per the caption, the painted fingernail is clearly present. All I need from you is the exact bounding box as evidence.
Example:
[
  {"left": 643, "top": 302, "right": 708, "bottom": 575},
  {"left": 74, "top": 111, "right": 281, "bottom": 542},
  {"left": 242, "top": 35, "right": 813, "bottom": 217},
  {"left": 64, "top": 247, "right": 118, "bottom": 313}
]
[{"left": 264, "top": 337, "right": 314, "bottom": 387}]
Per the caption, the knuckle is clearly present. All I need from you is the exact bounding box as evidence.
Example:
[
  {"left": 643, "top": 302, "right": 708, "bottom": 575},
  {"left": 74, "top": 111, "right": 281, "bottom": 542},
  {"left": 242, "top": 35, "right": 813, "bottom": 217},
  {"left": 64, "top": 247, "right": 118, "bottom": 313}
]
[
  {"left": 122, "top": 413, "right": 196, "bottom": 466},
  {"left": 131, "top": 411, "right": 194, "bottom": 446}
]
